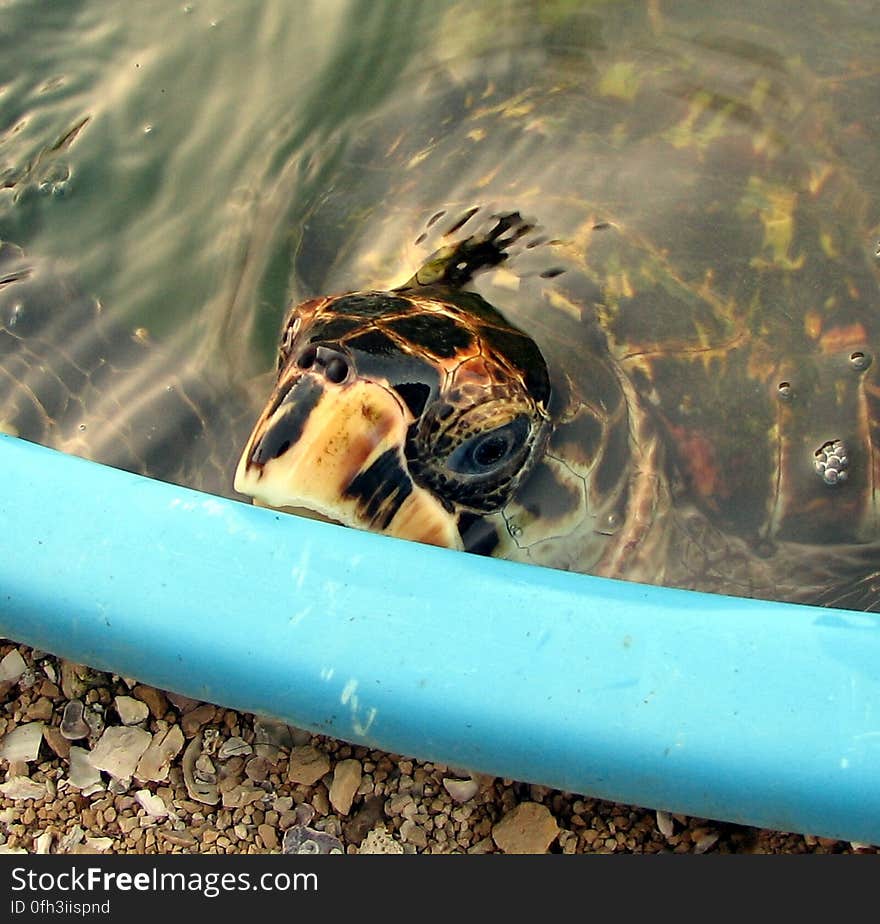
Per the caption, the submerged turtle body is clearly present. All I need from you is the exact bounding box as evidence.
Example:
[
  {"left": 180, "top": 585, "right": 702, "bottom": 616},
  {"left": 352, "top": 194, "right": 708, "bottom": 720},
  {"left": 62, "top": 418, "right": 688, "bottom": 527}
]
[
  {"left": 237, "top": 32, "right": 880, "bottom": 609},
  {"left": 2, "top": 13, "right": 879, "bottom": 610}
]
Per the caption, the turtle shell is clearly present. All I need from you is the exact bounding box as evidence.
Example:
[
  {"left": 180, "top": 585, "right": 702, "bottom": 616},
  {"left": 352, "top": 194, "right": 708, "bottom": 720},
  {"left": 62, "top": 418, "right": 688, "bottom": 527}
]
[{"left": 238, "top": 20, "right": 880, "bottom": 609}]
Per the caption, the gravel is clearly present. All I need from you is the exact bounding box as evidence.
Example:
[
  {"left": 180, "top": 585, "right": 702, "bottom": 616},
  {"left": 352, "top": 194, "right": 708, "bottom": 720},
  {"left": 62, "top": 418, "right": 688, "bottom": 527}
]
[{"left": 0, "top": 641, "right": 874, "bottom": 856}]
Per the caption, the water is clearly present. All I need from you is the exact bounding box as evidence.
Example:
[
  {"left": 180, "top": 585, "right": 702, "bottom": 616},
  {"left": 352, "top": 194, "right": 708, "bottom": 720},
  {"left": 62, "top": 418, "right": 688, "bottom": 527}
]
[{"left": 1, "top": 0, "right": 879, "bottom": 607}]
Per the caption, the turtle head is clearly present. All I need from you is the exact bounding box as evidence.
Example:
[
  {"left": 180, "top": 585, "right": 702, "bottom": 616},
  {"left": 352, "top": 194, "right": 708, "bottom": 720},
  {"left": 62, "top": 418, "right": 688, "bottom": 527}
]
[{"left": 234, "top": 289, "right": 552, "bottom": 550}]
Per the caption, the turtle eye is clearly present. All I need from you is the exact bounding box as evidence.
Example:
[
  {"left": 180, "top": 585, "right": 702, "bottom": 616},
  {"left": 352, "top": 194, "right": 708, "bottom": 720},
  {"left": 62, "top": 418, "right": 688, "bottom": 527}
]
[{"left": 446, "top": 416, "right": 530, "bottom": 476}]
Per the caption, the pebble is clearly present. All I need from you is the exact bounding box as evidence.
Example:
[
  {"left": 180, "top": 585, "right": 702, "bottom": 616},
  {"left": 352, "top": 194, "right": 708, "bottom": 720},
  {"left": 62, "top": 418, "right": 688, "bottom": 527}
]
[
  {"left": 34, "top": 831, "right": 53, "bottom": 854},
  {"left": 69, "top": 746, "right": 103, "bottom": 790},
  {"left": 0, "top": 722, "right": 43, "bottom": 762},
  {"left": 221, "top": 782, "right": 264, "bottom": 809},
  {"left": 0, "top": 777, "right": 47, "bottom": 801},
  {"left": 60, "top": 662, "right": 91, "bottom": 700},
  {"left": 443, "top": 776, "right": 479, "bottom": 804},
  {"left": 42, "top": 726, "right": 71, "bottom": 760},
  {"left": 132, "top": 685, "right": 169, "bottom": 719},
  {"left": 282, "top": 824, "right": 343, "bottom": 855},
  {"left": 26, "top": 697, "right": 53, "bottom": 722},
  {"left": 135, "top": 725, "right": 184, "bottom": 782},
  {"left": 343, "top": 794, "right": 385, "bottom": 845},
  {"left": 359, "top": 828, "right": 404, "bottom": 854},
  {"left": 329, "top": 759, "right": 362, "bottom": 816},
  {"left": 218, "top": 736, "right": 252, "bottom": 759},
  {"left": 84, "top": 836, "right": 114, "bottom": 852},
  {"left": 135, "top": 789, "right": 169, "bottom": 818},
  {"left": 60, "top": 700, "right": 90, "bottom": 740},
  {"left": 656, "top": 810, "right": 675, "bottom": 838},
  {"left": 288, "top": 746, "right": 330, "bottom": 786},
  {"left": 693, "top": 831, "right": 720, "bottom": 854},
  {"left": 492, "top": 802, "right": 560, "bottom": 854},
  {"left": 0, "top": 649, "right": 27, "bottom": 683},
  {"left": 399, "top": 818, "right": 428, "bottom": 848},
  {"left": 253, "top": 718, "right": 292, "bottom": 761},
  {"left": 181, "top": 704, "right": 216, "bottom": 738},
  {"left": 115, "top": 695, "right": 149, "bottom": 726},
  {"left": 89, "top": 725, "right": 152, "bottom": 781},
  {"left": 245, "top": 756, "right": 269, "bottom": 782},
  {"left": 258, "top": 823, "right": 278, "bottom": 849},
  {"left": 159, "top": 829, "right": 196, "bottom": 848},
  {"left": 181, "top": 736, "right": 219, "bottom": 805},
  {"left": 166, "top": 692, "right": 200, "bottom": 713}
]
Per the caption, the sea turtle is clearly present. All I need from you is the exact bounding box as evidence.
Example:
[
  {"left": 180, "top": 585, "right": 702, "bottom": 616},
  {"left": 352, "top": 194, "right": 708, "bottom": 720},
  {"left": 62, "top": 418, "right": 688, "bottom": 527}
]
[
  {"left": 233, "top": 31, "right": 880, "bottom": 611},
  {"left": 3, "top": 14, "right": 880, "bottom": 611}
]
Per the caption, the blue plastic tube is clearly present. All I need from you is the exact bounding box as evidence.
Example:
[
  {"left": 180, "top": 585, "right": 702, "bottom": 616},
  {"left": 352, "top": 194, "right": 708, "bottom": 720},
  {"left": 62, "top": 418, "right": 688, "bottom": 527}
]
[{"left": 1, "top": 432, "right": 879, "bottom": 843}]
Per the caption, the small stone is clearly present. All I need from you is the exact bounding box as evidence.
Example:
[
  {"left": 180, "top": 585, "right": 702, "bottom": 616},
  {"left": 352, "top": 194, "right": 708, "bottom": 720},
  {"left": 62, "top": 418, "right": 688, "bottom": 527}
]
[
  {"left": 287, "top": 746, "right": 330, "bottom": 786},
  {"left": 656, "top": 810, "right": 674, "bottom": 838},
  {"left": 182, "top": 735, "right": 219, "bottom": 805},
  {"left": 194, "top": 753, "right": 216, "bottom": 781},
  {"left": 8, "top": 758, "right": 28, "bottom": 777},
  {"left": 60, "top": 700, "right": 90, "bottom": 740},
  {"left": 181, "top": 704, "right": 216, "bottom": 738},
  {"left": 83, "top": 836, "right": 114, "bottom": 853},
  {"left": 359, "top": 828, "right": 404, "bottom": 854},
  {"left": 693, "top": 831, "right": 719, "bottom": 854},
  {"left": 399, "top": 818, "right": 428, "bottom": 849},
  {"left": 329, "top": 759, "right": 362, "bottom": 815},
  {"left": 0, "top": 722, "right": 43, "bottom": 762},
  {"left": 59, "top": 662, "right": 91, "bottom": 700},
  {"left": 443, "top": 777, "right": 479, "bottom": 804},
  {"left": 132, "top": 685, "right": 169, "bottom": 719},
  {"left": 282, "top": 824, "right": 343, "bottom": 855},
  {"left": 492, "top": 802, "right": 559, "bottom": 854},
  {"left": 115, "top": 696, "right": 149, "bottom": 726},
  {"left": 295, "top": 803, "right": 316, "bottom": 827},
  {"left": 135, "top": 789, "right": 168, "bottom": 818},
  {"left": 253, "top": 718, "right": 292, "bottom": 760},
  {"left": 158, "top": 829, "right": 196, "bottom": 848},
  {"left": 258, "top": 823, "right": 278, "bottom": 850},
  {"left": 0, "top": 649, "right": 27, "bottom": 683},
  {"left": 83, "top": 706, "right": 104, "bottom": 743},
  {"left": 468, "top": 836, "right": 496, "bottom": 854},
  {"left": 34, "top": 831, "right": 53, "bottom": 854},
  {"left": 68, "top": 746, "right": 102, "bottom": 790},
  {"left": 0, "top": 777, "right": 47, "bottom": 800},
  {"left": 26, "top": 697, "right": 53, "bottom": 722},
  {"left": 221, "top": 783, "right": 264, "bottom": 809},
  {"left": 38, "top": 680, "right": 61, "bottom": 699},
  {"left": 218, "top": 737, "right": 252, "bottom": 759},
  {"left": 166, "top": 691, "right": 200, "bottom": 713},
  {"left": 118, "top": 816, "right": 138, "bottom": 834},
  {"left": 135, "top": 725, "right": 185, "bottom": 782},
  {"left": 343, "top": 795, "right": 385, "bottom": 846},
  {"left": 245, "top": 756, "right": 269, "bottom": 782},
  {"left": 288, "top": 726, "right": 312, "bottom": 747},
  {"left": 89, "top": 725, "right": 152, "bottom": 781}
]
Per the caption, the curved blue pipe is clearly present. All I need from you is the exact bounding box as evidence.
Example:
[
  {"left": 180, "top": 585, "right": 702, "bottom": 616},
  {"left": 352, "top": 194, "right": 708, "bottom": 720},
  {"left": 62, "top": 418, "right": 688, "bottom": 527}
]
[{"left": 1, "top": 432, "right": 879, "bottom": 843}]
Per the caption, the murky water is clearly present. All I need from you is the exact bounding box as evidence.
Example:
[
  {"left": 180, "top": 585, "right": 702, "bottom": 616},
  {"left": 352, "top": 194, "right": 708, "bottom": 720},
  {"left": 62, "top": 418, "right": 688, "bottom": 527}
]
[{"left": 2, "top": 0, "right": 879, "bottom": 607}]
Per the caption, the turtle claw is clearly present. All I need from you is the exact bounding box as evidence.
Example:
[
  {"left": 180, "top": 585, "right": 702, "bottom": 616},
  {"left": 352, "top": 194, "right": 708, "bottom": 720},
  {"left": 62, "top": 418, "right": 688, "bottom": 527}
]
[{"left": 398, "top": 209, "right": 539, "bottom": 291}]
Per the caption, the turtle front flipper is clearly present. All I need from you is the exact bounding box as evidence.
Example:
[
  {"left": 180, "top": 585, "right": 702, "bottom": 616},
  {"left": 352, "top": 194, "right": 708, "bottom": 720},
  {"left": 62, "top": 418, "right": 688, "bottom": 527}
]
[{"left": 396, "top": 210, "right": 537, "bottom": 292}]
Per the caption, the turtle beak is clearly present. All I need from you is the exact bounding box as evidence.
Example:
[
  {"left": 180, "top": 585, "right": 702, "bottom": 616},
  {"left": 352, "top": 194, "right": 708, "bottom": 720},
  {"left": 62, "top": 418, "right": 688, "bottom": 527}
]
[{"left": 234, "top": 367, "right": 463, "bottom": 550}]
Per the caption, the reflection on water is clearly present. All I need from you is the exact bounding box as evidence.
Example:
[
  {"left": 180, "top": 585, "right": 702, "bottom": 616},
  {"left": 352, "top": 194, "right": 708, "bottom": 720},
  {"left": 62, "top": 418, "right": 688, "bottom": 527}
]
[{"left": 1, "top": 0, "right": 878, "bottom": 608}]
